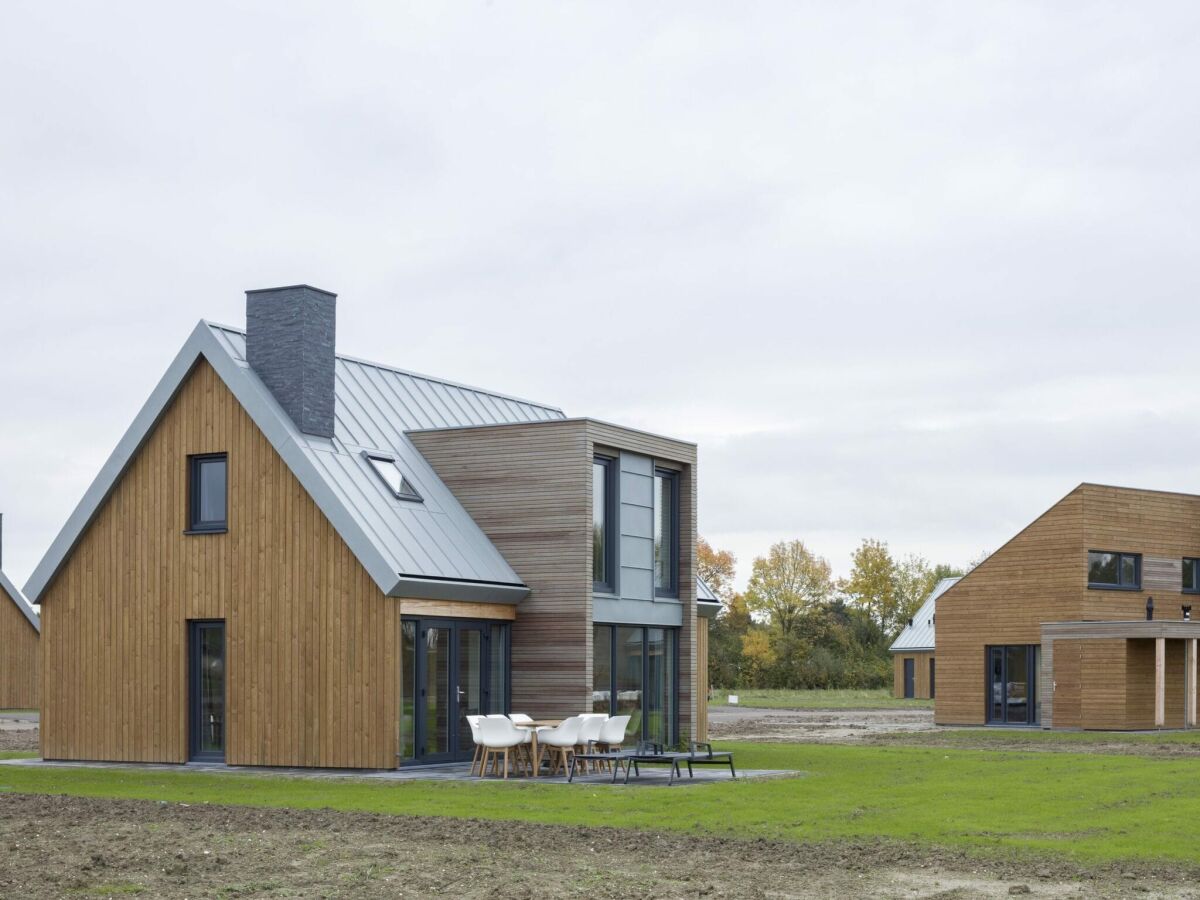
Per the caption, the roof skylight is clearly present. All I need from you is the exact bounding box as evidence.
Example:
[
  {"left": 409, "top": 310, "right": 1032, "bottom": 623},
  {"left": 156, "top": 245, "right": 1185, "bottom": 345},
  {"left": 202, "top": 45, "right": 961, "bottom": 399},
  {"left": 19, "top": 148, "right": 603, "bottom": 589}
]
[{"left": 365, "top": 454, "right": 423, "bottom": 502}]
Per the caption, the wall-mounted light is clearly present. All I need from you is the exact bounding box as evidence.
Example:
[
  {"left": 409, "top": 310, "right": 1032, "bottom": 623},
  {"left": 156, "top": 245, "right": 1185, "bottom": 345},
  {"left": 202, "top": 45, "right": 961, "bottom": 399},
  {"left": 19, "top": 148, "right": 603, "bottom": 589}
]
[
  {"left": 1146, "top": 596, "right": 1155, "bottom": 621},
  {"left": 1184, "top": 605, "right": 1192, "bottom": 622}
]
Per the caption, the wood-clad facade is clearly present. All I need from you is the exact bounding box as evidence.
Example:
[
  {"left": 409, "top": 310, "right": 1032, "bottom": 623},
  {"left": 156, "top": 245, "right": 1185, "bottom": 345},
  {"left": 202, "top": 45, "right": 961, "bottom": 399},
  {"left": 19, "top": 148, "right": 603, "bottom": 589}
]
[
  {"left": 937, "top": 483, "right": 1200, "bottom": 730},
  {"left": 892, "top": 651, "right": 933, "bottom": 700},
  {"left": 0, "top": 581, "right": 38, "bottom": 709},
  {"left": 410, "top": 418, "right": 703, "bottom": 741},
  {"left": 40, "top": 360, "right": 402, "bottom": 767}
]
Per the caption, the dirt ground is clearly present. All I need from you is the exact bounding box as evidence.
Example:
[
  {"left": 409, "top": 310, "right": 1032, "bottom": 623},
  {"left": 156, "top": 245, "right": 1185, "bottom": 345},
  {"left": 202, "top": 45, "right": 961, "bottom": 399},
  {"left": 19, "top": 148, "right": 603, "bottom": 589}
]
[
  {"left": 708, "top": 705, "right": 937, "bottom": 743},
  {"left": 0, "top": 713, "right": 37, "bottom": 753},
  {"left": 1, "top": 793, "right": 1197, "bottom": 899},
  {"left": 707, "top": 706, "right": 1200, "bottom": 757}
]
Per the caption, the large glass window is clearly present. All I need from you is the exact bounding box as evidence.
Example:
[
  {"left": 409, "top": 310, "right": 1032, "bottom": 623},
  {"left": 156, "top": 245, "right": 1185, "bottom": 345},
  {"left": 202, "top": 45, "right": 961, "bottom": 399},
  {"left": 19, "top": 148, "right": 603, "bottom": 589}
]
[
  {"left": 593, "top": 456, "right": 615, "bottom": 593},
  {"left": 400, "top": 621, "right": 416, "bottom": 759},
  {"left": 1184, "top": 558, "right": 1200, "bottom": 593},
  {"left": 1087, "top": 551, "right": 1140, "bottom": 589},
  {"left": 592, "top": 625, "right": 612, "bottom": 715},
  {"left": 187, "top": 454, "right": 227, "bottom": 533},
  {"left": 594, "top": 624, "right": 678, "bottom": 746},
  {"left": 654, "top": 469, "right": 679, "bottom": 597},
  {"left": 986, "top": 644, "right": 1040, "bottom": 725}
]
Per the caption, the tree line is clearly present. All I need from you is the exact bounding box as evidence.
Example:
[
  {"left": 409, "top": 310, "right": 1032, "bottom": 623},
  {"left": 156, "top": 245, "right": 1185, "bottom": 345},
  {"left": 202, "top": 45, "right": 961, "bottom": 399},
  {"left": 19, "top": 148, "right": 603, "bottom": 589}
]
[{"left": 700, "top": 537, "right": 986, "bottom": 690}]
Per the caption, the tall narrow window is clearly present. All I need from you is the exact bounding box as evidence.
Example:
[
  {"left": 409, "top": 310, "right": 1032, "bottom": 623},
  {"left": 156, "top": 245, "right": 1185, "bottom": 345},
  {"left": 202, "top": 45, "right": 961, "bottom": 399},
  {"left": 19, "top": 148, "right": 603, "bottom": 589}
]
[
  {"left": 593, "top": 456, "right": 615, "bottom": 593},
  {"left": 1184, "top": 558, "right": 1200, "bottom": 593},
  {"left": 654, "top": 468, "right": 679, "bottom": 597},
  {"left": 187, "top": 454, "right": 227, "bottom": 533}
]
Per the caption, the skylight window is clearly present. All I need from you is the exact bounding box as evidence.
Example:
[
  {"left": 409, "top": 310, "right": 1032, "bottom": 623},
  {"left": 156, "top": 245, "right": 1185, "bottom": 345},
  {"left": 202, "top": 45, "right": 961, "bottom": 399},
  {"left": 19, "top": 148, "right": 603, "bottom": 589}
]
[{"left": 364, "top": 453, "right": 423, "bottom": 502}]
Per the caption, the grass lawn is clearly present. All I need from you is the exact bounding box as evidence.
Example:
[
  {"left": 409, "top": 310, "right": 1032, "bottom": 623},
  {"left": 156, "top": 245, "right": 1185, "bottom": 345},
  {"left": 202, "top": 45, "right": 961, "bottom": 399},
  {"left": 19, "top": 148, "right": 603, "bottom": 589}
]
[
  {"left": 709, "top": 688, "right": 932, "bottom": 709},
  {"left": 2, "top": 741, "right": 1199, "bottom": 869}
]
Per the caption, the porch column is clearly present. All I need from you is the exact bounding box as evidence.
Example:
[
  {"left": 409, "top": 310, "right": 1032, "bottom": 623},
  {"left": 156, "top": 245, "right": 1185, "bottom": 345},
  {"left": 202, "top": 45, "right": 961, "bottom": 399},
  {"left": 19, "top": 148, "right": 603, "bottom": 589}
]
[
  {"left": 1188, "top": 638, "right": 1198, "bottom": 730},
  {"left": 1155, "top": 637, "right": 1166, "bottom": 728}
]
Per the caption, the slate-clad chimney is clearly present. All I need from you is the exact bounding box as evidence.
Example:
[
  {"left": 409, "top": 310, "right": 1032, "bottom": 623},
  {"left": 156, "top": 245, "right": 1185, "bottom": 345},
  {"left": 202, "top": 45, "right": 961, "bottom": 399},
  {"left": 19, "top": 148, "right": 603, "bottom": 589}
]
[{"left": 246, "top": 285, "right": 337, "bottom": 438}]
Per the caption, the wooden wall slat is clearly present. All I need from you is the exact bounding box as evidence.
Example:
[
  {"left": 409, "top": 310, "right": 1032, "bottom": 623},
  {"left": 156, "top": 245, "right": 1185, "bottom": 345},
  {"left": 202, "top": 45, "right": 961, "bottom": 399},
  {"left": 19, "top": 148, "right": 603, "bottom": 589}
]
[
  {"left": 41, "top": 360, "right": 399, "bottom": 767},
  {"left": 0, "top": 584, "right": 38, "bottom": 709}
]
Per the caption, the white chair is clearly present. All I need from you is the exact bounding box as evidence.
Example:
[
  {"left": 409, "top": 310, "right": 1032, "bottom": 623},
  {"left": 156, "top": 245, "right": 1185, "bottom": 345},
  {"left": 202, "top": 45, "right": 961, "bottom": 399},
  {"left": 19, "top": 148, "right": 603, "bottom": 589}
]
[
  {"left": 466, "top": 714, "right": 485, "bottom": 776},
  {"left": 574, "top": 714, "right": 607, "bottom": 774},
  {"left": 537, "top": 715, "right": 584, "bottom": 776},
  {"left": 597, "top": 714, "right": 631, "bottom": 751},
  {"left": 477, "top": 716, "right": 530, "bottom": 779},
  {"left": 509, "top": 713, "right": 534, "bottom": 725}
]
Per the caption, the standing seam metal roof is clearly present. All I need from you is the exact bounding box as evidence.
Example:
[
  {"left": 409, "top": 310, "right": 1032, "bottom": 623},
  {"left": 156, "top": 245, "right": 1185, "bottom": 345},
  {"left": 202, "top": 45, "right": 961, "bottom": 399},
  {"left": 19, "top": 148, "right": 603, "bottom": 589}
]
[{"left": 888, "top": 576, "right": 960, "bottom": 652}]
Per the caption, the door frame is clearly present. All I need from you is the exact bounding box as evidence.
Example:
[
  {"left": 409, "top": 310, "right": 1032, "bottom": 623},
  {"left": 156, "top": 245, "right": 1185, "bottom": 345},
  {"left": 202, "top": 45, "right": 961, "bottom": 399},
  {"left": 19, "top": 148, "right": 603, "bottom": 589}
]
[
  {"left": 902, "top": 657, "right": 915, "bottom": 699},
  {"left": 407, "top": 618, "right": 510, "bottom": 765},
  {"left": 986, "top": 644, "right": 1039, "bottom": 725},
  {"left": 187, "top": 619, "right": 227, "bottom": 762}
]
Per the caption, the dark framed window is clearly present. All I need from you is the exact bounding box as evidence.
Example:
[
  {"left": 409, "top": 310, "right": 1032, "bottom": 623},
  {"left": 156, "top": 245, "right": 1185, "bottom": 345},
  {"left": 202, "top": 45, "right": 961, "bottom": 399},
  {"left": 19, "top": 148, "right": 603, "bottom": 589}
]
[
  {"left": 653, "top": 468, "right": 679, "bottom": 597},
  {"left": 1184, "top": 558, "right": 1200, "bottom": 594},
  {"left": 593, "top": 456, "right": 617, "bottom": 593},
  {"left": 1087, "top": 551, "right": 1141, "bottom": 590},
  {"left": 365, "top": 453, "right": 422, "bottom": 502},
  {"left": 187, "top": 454, "right": 227, "bottom": 533},
  {"left": 593, "top": 623, "right": 678, "bottom": 746},
  {"left": 986, "top": 644, "right": 1040, "bottom": 725}
]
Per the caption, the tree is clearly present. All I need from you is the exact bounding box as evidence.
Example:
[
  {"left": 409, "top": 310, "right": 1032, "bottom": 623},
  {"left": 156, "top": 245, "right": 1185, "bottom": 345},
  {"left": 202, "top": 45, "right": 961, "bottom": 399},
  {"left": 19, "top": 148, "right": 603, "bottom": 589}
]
[
  {"left": 697, "top": 536, "right": 737, "bottom": 602},
  {"left": 842, "top": 538, "right": 899, "bottom": 634},
  {"left": 893, "top": 553, "right": 937, "bottom": 630},
  {"left": 744, "top": 540, "right": 833, "bottom": 636},
  {"left": 931, "top": 562, "right": 965, "bottom": 582},
  {"left": 740, "top": 629, "right": 776, "bottom": 686}
]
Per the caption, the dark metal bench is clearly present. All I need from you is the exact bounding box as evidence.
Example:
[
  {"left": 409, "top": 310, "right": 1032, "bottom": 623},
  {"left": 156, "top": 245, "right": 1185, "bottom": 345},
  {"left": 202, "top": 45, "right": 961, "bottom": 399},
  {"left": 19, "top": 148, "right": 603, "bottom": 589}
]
[{"left": 568, "top": 741, "right": 736, "bottom": 785}]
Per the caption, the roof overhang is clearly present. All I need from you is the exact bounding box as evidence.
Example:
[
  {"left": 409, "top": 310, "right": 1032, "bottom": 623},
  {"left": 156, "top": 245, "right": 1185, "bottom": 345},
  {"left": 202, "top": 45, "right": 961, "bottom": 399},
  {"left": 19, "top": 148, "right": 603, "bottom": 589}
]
[
  {"left": 1041, "top": 620, "right": 1200, "bottom": 640},
  {"left": 388, "top": 575, "right": 528, "bottom": 604},
  {"left": 697, "top": 599, "right": 722, "bottom": 619},
  {"left": 890, "top": 646, "right": 933, "bottom": 653},
  {"left": 0, "top": 571, "right": 39, "bottom": 633}
]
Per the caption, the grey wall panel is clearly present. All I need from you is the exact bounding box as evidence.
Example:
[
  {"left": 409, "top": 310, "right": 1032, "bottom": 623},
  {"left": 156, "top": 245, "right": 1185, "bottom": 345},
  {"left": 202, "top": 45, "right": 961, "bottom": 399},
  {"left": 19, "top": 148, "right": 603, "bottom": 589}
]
[
  {"left": 620, "top": 535, "right": 653, "bottom": 569},
  {"left": 620, "top": 470, "right": 653, "bottom": 507},
  {"left": 619, "top": 452, "right": 653, "bottom": 477},
  {"left": 594, "top": 596, "right": 683, "bottom": 627},
  {"left": 618, "top": 450, "right": 655, "bottom": 605},
  {"left": 620, "top": 566, "right": 653, "bottom": 601}
]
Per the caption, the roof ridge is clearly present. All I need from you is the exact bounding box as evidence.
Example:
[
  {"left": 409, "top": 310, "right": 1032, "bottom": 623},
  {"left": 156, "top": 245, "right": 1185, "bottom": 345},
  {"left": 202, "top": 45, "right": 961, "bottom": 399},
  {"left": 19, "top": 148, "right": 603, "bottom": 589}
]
[{"left": 203, "top": 321, "right": 565, "bottom": 416}]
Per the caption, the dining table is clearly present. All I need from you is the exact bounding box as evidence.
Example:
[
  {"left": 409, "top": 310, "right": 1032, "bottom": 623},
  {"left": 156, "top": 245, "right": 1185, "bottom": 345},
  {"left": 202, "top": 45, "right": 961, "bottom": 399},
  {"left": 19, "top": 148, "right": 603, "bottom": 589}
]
[{"left": 514, "top": 719, "right": 561, "bottom": 777}]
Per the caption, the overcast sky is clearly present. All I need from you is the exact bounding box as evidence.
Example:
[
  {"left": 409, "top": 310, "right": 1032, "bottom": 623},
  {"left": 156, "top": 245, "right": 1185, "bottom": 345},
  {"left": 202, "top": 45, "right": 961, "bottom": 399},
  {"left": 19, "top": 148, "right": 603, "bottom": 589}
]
[{"left": 3, "top": 2, "right": 1200, "bottom": 591}]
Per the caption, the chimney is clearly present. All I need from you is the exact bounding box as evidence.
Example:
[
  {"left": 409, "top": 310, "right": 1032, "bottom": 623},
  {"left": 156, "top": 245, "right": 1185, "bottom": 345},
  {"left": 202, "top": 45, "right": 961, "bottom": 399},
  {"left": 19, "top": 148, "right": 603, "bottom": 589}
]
[{"left": 246, "top": 285, "right": 337, "bottom": 438}]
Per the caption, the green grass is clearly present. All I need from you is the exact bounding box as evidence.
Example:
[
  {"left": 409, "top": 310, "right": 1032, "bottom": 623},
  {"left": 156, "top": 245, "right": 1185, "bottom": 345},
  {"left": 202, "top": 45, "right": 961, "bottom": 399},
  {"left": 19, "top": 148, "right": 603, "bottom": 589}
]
[
  {"left": 3, "top": 742, "right": 1200, "bottom": 869},
  {"left": 709, "top": 688, "right": 933, "bottom": 709},
  {"left": 877, "top": 727, "right": 1200, "bottom": 749},
  {"left": 0, "top": 752, "right": 37, "bottom": 760}
]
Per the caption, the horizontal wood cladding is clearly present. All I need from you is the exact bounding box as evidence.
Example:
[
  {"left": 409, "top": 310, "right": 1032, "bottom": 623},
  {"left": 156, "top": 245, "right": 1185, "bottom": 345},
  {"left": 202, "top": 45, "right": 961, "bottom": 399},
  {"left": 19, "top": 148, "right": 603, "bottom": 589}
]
[
  {"left": 1081, "top": 485, "right": 1200, "bottom": 622},
  {"left": 939, "top": 483, "right": 1200, "bottom": 729},
  {"left": 935, "top": 487, "right": 1084, "bottom": 725},
  {"left": 399, "top": 598, "right": 517, "bottom": 621},
  {"left": 410, "top": 420, "right": 593, "bottom": 719},
  {"left": 892, "top": 652, "right": 933, "bottom": 700},
  {"left": 0, "top": 584, "right": 38, "bottom": 709},
  {"left": 41, "top": 359, "right": 400, "bottom": 767}
]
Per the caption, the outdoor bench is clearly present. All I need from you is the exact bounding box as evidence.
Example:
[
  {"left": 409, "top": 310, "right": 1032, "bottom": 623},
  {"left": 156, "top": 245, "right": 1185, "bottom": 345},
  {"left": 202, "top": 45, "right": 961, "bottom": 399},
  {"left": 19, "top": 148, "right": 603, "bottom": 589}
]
[{"left": 567, "top": 741, "right": 737, "bottom": 785}]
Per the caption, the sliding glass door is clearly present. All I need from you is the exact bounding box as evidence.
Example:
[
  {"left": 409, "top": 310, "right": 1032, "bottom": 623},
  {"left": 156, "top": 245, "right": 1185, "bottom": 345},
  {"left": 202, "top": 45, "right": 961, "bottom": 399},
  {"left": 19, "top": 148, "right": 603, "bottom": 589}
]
[{"left": 593, "top": 624, "right": 679, "bottom": 746}]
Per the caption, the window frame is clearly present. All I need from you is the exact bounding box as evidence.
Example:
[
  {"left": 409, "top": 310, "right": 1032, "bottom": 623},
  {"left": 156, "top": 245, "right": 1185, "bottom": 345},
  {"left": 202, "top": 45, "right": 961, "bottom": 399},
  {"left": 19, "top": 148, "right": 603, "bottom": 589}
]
[
  {"left": 653, "top": 467, "right": 680, "bottom": 598},
  {"left": 186, "top": 453, "right": 228, "bottom": 535},
  {"left": 592, "top": 622, "right": 679, "bottom": 746},
  {"left": 1184, "top": 558, "right": 1200, "bottom": 594},
  {"left": 592, "top": 455, "right": 618, "bottom": 595},
  {"left": 1086, "top": 550, "right": 1142, "bottom": 591},
  {"left": 364, "top": 452, "right": 423, "bottom": 502}
]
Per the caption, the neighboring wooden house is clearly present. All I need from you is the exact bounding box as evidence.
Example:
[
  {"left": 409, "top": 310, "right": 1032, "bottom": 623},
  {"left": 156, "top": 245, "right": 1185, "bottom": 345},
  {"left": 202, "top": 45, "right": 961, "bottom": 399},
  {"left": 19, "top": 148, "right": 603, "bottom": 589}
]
[
  {"left": 889, "top": 577, "right": 958, "bottom": 700},
  {"left": 0, "top": 569, "right": 39, "bottom": 709},
  {"left": 26, "top": 285, "right": 712, "bottom": 767},
  {"left": 937, "top": 483, "right": 1200, "bottom": 730}
]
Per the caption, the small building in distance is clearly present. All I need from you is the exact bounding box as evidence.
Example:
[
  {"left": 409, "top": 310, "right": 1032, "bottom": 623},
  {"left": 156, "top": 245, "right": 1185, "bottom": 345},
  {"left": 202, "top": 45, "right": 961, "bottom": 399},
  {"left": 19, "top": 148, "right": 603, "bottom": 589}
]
[{"left": 890, "top": 577, "right": 959, "bottom": 700}]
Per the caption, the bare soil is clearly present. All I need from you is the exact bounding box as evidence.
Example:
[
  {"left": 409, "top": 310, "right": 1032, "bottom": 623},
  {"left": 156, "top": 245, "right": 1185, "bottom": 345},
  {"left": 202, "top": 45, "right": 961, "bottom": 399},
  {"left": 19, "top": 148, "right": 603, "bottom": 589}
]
[
  {"left": 1, "top": 793, "right": 1197, "bottom": 899},
  {"left": 0, "top": 725, "right": 38, "bottom": 753},
  {"left": 708, "top": 705, "right": 937, "bottom": 743}
]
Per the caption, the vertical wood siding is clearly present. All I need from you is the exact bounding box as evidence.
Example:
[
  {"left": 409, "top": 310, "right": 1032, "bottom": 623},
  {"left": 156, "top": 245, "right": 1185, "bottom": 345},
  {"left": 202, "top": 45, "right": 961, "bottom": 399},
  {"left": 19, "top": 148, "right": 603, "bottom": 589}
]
[
  {"left": 891, "top": 652, "right": 933, "bottom": 700},
  {"left": 40, "top": 359, "right": 399, "bottom": 767},
  {"left": 938, "top": 483, "right": 1200, "bottom": 729},
  {"left": 0, "top": 584, "right": 38, "bottom": 709},
  {"left": 695, "top": 617, "right": 709, "bottom": 740}
]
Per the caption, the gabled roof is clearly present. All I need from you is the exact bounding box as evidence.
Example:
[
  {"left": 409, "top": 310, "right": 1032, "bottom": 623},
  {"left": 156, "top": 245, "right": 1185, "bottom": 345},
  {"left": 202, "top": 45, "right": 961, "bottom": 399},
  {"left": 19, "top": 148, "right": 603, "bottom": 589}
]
[
  {"left": 0, "top": 570, "right": 39, "bottom": 634},
  {"left": 26, "top": 321, "right": 566, "bottom": 605},
  {"left": 697, "top": 576, "right": 720, "bottom": 605},
  {"left": 889, "top": 576, "right": 960, "bottom": 653}
]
